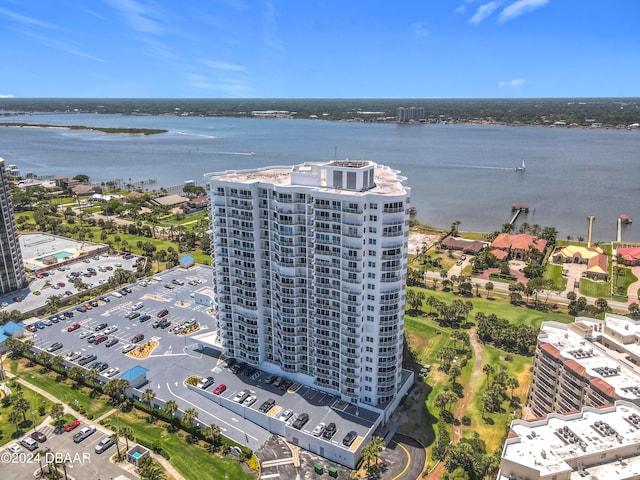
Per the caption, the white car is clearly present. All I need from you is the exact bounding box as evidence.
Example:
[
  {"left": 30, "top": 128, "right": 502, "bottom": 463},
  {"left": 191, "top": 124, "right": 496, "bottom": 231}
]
[
  {"left": 103, "top": 326, "right": 118, "bottom": 335},
  {"left": 278, "top": 409, "right": 293, "bottom": 421},
  {"left": 122, "top": 344, "right": 136, "bottom": 353},
  {"left": 312, "top": 422, "right": 326, "bottom": 436},
  {"left": 79, "top": 330, "right": 92, "bottom": 339},
  {"left": 1, "top": 302, "right": 8, "bottom": 308},
  {"left": 8, "top": 443, "right": 23, "bottom": 454},
  {"left": 104, "top": 367, "right": 120, "bottom": 378},
  {"left": 243, "top": 395, "right": 257, "bottom": 407}
]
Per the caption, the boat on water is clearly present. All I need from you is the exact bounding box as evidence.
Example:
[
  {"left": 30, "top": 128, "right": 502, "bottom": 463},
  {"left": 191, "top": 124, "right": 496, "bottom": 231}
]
[
  {"left": 515, "top": 159, "right": 525, "bottom": 171},
  {"left": 620, "top": 214, "right": 633, "bottom": 224}
]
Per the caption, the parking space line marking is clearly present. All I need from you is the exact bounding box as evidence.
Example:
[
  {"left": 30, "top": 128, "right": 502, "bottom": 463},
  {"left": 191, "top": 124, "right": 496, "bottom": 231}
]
[{"left": 164, "top": 383, "right": 258, "bottom": 440}]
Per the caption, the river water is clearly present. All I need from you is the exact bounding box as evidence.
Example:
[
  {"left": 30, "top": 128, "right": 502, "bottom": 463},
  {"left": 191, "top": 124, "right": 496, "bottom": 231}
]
[{"left": 0, "top": 113, "right": 638, "bottom": 243}]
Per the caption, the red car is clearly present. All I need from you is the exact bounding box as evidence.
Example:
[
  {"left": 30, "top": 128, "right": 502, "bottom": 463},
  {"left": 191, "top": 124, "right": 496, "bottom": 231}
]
[
  {"left": 64, "top": 419, "right": 80, "bottom": 432},
  {"left": 27, "top": 324, "right": 38, "bottom": 332},
  {"left": 93, "top": 335, "right": 108, "bottom": 344},
  {"left": 67, "top": 323, "right": 81, "bottom": 332},
  {"left": 57, "top": 282, "right": 65, "bottom": 287},
  {"left": 213, "top": 384, "right": 226, "bottom": 395}
]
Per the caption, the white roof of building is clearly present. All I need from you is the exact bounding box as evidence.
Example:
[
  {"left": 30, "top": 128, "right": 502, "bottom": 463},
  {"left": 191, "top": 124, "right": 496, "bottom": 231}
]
[
  {"left": 500, "top": 402, "right": 640, "bottom": 479},
  {"left": 539, "top": 318, "right": 640, "bottom": 402},
  {"left": 204, "top": 161, "right": 409, "bottom": 197}
]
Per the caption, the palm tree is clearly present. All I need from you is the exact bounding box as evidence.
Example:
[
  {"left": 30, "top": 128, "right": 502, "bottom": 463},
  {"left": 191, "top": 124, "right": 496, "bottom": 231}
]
[
  {"left": 203, "top": 423, "right": 222, "bottom": 451},
  {"left": 181, "top": 407, "right": 199, "bottom": 432},
  {"left": 369, "top": 435, "right": 385, "bottom": 466},
  {"left": 84, "top": 368, "right": 99, "bottom": 387},
  {"left": 142, "top": 388, "right": 156, "bottom": 407},
  {"left": 111, "top": 432, "right": 122, "bottom": 461},
  {"left": 506, "top": 377, "right": 520, "bottom": 400},
  {"left": 162, "top": 400, "right": 178, "bottom": 421},
  {"left": 482, "top": 364, "right": 495, "bottom": 385},
  {"left": 45, "top": 295, "right": 61, "bottom": 314},
  {"left": 51, "top": 403, "right": 65, "bottom": 429},
  {"left": 137, "top": 456, "right": 167, "bottom": 480},
  {"left": 68, "top": 366, "right": 85, "bottom": 385},
  {"left": 120, "top": 425, "right": 134, "bottom": 451},
  {"left": 485, "top": 281, "right": 494, "bottom": 299}
]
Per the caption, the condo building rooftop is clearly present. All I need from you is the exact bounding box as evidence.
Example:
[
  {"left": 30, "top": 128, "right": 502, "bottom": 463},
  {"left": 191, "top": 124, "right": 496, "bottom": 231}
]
[
  {"left": 499, "top": 401, "right": 640, "bottom": 480},
  {"left": 205, "top": 160, "right": 409, "bottom": 196}
]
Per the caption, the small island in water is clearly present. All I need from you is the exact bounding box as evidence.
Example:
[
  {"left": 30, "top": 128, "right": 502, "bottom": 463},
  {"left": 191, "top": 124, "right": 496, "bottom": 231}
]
[{"left": 0, "top": 122, "right": 167, "bottom": 135}]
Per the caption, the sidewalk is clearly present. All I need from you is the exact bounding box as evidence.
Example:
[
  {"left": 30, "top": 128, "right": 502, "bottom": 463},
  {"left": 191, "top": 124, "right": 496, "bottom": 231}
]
[{"left": 6, "top": 369, "right": 184, "bottom": 480}]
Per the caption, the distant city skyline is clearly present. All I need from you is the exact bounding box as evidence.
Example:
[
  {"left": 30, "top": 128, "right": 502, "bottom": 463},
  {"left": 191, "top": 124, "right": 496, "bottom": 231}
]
[{"left": 0, "top": 1, "right": 638, "bottom": 99}]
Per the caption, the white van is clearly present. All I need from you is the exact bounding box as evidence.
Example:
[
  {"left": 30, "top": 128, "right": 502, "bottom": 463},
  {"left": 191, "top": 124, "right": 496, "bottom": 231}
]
[
  {"left": 132, "top": 302, "right": 144, "bottom": 310},
  {"left": 111, "top": 291, "right": 122, "bottom": 298},
  {"left": 20, "top": 437, "right": 38, "bottom": 451}
]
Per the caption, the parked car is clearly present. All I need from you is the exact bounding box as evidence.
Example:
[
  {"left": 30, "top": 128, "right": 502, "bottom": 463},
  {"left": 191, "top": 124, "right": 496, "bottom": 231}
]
[
  {"left": 342, "top": 430, "right": 357, "bottom": 447},
  {"left": 73, "top": 425, "right": 96, "bottom": 443},
  {"left": 131, "top": 334, "right": 144, "bottom": 343},
  {"left": 78, "top": 354, "right": 97, "bottom": 366},
  {"left": 312, "top": 422, "right": 326, "bottom": 436},
  {"left": 139, "top": 314, "right": 151, "bottom": 323},
  {"left": 197, "top": 376, "right": 215, "bottom": 389},
  {"left": 35, "top": 321, "right": 45, "bottom": 329},
  {"left": 94, "top": 323, "right": 108, "bottom": 331},
  {"left": 105, "top": 337, "right": 119, "bottom": 347},
  {"left": 122, "top": 344, "right": 136, "bottom": 353},
  {"left": 157, "top": 309, "right": 169, "bottom": 318},
  {"left": 8, "top": 443, "right": 23, "bottom": 454},
  {"left": 79, "top": 330, "right": 92, "bottom": 339},
  {"left": 213, "top": 384, "right": 226, "bottom": 395},
  {"left": 259, "top": 398, "right": 275, "bottom": 413},
  {"left": 46, "top": 342, "right": 63, "bottom": 352},
  {"left": 292, "top": 413, "right": 309, "bottom": 430},
  {"left": 103, "top": 326, "right": 118, "bottom": 335},
  {"left": 104, "top": 367, "right": 120, "bottom": 378},
  {"left": 31, "top": 431, "right": 47, "bottom": 443},
  {"left": 322, "top": 422, "right": 337, "bottom": 440},
  {"left": 64, "top": 419, "right": 80, "bottom": 432},
  {"left": 278, "top": 409, "right": 293, "bottom": 421},
  {"left": 68, "top": 351, "right": 82, "bottom": 362},
  {"left": 93, "top": 335, "right": 108, "bottom": 345},
  {"left": 20, "top": 436, "right": 39, "bottom": 451},
  {"left": 95, "top": 437, "right": 114, "bottom": 454},
  {"left": 233, "top": 390, "right": 250, "bottom": 403},
  {"left": 243, "top": 395, "right": 257, "bottom": 406}
]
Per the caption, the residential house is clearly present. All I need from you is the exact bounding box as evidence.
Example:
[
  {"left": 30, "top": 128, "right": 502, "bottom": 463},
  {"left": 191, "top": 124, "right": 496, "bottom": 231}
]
[
  {"left": 490, "top": 233, "right": 548, "bottom": 261},
  {"left": 617, "top": 246, "right": 640, "bottom": 266}
]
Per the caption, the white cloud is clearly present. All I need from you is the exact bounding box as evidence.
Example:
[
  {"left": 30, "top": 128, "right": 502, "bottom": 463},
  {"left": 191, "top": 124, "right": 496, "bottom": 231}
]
[
  {"left": 19, "top": 30, "right": 106, "bottom": 62},
  {"left": 411, "top": 22, "right": 430, "bottom": 38},
  {"left": 105, "top": 0, "right": 166, "bottom": 34},
  {"left": 203, "top": 61, "right": 247, "bottom": 72},
  {"left": 469, "top": 1, "right": 503, "bottom": 24},
  {"left": 0, "top": 94, "right": 15, "bottom": 98},
  {"left": 0, "top": 7, "right": 66, "bottom": 31},
  {"left": 498, "top": 78, "right": 525, "bottom": 88},
  {"left": 263, "top": 2, "right": 284, "bottom": 56},
  {"left": 499, "top": 0, "right": 549, "bottom": 22}
]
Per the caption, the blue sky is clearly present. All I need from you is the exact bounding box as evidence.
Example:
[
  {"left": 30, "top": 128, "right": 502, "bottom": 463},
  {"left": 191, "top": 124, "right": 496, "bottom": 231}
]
[{"left": 1, "top": 0, "right": 638, "bottom": 98}]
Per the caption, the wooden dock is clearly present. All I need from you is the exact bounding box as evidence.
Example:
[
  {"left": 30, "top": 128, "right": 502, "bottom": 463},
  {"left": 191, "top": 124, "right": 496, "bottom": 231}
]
[{"left": 510, "top": 203, "right": 529, "bottom": 224}]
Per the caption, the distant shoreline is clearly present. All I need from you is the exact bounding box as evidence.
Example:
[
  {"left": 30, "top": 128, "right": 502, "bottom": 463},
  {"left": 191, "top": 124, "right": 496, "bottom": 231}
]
[{"left": 0, "top": 122, "right": 167, "bottom": 135}]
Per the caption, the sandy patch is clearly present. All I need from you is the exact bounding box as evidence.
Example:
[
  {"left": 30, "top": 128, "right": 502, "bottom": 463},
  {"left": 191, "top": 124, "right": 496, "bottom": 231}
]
[{"left": 408, "top": 232, "right": 440, "bottom": 255}]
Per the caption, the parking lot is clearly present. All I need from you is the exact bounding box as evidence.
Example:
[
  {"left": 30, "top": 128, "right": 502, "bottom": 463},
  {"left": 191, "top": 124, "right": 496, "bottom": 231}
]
[
  {"left": 25, "top": 263, "right": 382, "bottom": 468},
  {"left": 0, "top": 418, "right": 132, "bottom": 479},
  {"left": 2, "top": 249, "right": 138, "bottom": 314}
]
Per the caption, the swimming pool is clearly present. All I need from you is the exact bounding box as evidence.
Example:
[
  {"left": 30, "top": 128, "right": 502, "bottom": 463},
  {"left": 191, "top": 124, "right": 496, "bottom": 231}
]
[
  {"left": 35, "top": 251, "right": 73, "bottom": 262},
  {"left": 132, "top": 452, "right": 142, "bottom": 459}
]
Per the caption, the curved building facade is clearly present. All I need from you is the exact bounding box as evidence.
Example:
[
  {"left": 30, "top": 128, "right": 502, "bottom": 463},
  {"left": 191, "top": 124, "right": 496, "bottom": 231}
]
[
  {"left": 205, "top": 160, "right": 410, "bottom": 408},
  {"left": 0, "top": 158, "right": 27, "bottom": 295}
]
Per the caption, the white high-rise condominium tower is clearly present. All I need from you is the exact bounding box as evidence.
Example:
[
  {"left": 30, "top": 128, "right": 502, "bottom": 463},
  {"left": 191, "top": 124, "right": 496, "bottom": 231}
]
[
  {"left": 0, "top": 158, "right": 27, "bottom": 295},
  {"left": 205, "top": 160, "right": 410, "bottom": 408}
]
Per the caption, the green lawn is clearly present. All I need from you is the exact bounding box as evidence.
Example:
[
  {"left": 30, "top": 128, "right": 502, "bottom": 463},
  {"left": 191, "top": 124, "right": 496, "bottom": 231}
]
[
  {"left": 0, "top": 381, "right": 55, "bottom": 447},
  {"left": 103, "top": 410, "right": 255, "bottom": 480},
  {"left": 579, "top": 278, "right": 610, "bottom": 298},
  {"left": 10, "top": 359, "right": 112, "bottom": 418},
  {"left": 544, "top": 264, "right": 568, "bottom": 291},
  {"left": 614, "top": 267, "right": 638, "bottom": 292}
]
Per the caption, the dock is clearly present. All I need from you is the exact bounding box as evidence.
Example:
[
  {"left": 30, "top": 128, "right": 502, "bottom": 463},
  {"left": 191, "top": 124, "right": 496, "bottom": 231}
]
[{"left": 510, "top": 203, "right": 529, "bottom": 224}]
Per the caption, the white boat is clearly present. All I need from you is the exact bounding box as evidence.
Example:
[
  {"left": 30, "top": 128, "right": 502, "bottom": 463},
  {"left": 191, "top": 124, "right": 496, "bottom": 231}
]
[{"left": 516, "top": 159, "right": 525, "bottom": 171}]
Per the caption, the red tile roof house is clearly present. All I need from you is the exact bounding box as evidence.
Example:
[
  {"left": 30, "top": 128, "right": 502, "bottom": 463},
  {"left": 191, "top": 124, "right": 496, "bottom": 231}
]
[
  {"left": 617, "top": 246, "right": 640, "bottom": 266},
  {"left": 490, "top": 233, "right": 548, "bottom": 261}
]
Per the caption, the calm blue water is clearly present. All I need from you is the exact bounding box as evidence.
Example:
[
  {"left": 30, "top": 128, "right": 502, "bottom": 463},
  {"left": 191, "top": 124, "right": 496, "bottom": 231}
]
[{"left": 0, "top": 113, "right": 638, "bottom": 243}]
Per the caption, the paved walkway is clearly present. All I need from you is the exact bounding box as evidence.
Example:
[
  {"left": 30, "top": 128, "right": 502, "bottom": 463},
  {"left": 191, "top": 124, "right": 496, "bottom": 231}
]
[
  {"left": 628, "top": 266, "right": 640, "bottom": 303},
  {"left": 5, "top": 369, "right": 185, "bottom": 480}
]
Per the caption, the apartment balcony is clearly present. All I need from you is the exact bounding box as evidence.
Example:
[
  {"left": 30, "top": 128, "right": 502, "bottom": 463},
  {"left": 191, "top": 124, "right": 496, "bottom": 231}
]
[
  {"left": 382, "top": 206, "right": 404, "bottom": 214},
  {"left": 381, "top": 253, "right": 403, "bottom": 261},
  {"left": 381, "top": 264, "right": 402, "bottom": 272},
  {"left": 342, "top": 264, "right": 363, "bottom": 273},
  {"left": 380, "top": 275, "right": 401, "bottom": 283},
  {"left": 342, "top": 276, "right": 362, "bottom": 285},
  {"left": 341, "top": 349, "right": 360, "bottom": 360},
  {"left": 377, "top": 377, "right": 397, "bottom": 388},
  {"left": 342, "top": 218, "right": 364, "bottom": 227}
]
